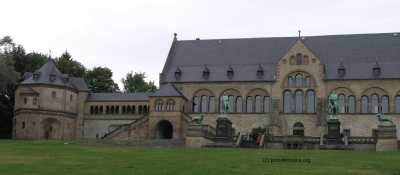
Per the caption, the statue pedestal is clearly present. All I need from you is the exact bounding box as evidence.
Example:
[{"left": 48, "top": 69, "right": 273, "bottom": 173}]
[
  {"left": 376, "top": 125, "right": 398, "bottom": 151},
  {"left": 326, "top": 119, "right": 342, "bottom": 145},
  {"left": 202, "top": 117, "right": 235, "bottom": 148}
]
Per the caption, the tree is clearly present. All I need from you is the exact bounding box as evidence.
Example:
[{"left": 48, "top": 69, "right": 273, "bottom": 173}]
[
  {"left": 121, "top": 71, "right": 158, "bottom": 92},
  {"left": 0, "top": 36, "right": 20, "bottom": 94},
  {"left": 85, "top": 67, "right": 120, "bottom": 93},
  {"left": 0, "top": 36, "right": 21, "bottom": 138},
  {"left": 53, "top": 50, "right": 86, "bottom": 78}
]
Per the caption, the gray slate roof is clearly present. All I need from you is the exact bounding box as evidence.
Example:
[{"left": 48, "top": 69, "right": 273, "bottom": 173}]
[
  {"left": 20, "top": 61, "right": 89, "bottom": 91},
  {"left": 20, "top": 88, "right": 39, "bottom": 94},
  {"left": 161, "top": 32, "right": 400, "bottom": 83},
  {"left": 149, "top": 83, "right": 187, "bottom": 99},
  {"left": 86, "top": 92, "right": 152, "bottom": 102}
]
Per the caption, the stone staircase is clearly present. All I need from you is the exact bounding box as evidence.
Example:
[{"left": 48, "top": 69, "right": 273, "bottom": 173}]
[
  {"left": 240, "top": 140, "right": 259, "bottom": 148},
  {"left": 104, "top": 114, "right": 149, "bottom": 140},
  {"left": 69, "top": 139, "right": 186, "bottom": 148}
]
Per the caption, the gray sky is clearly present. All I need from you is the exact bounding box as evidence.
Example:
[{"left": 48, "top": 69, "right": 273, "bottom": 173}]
[{"left": 2, "top": 0, "right": 399, "bottom": 90}]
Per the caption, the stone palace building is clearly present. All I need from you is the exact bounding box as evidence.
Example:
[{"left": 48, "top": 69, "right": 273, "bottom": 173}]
[{"left": 13, "top": 32, "right": 400, "bottom": 141}]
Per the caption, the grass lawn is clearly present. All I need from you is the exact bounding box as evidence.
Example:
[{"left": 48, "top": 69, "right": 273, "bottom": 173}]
[{"left": 0, "top": 140, "right": 399, "bottom": 175}]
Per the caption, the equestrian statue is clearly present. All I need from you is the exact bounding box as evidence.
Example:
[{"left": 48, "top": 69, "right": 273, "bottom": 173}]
[
  {"left": 219, "top": 92, "right": 230, "bottom": 119},
  {"left": 327, "top": 90, "right": 340, "bottom": 119}
]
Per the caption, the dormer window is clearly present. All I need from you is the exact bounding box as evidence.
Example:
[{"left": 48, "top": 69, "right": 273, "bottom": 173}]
[
  {"left": 33, "top": 70, "right": 39, "bottom": 79},
  {"left": 227, "top": 65, "right": 234, "bottom": 77},
  {"left": 338, "top": 61, "right": 346, "bottom": 75},
  {"left": 373, "top": 60, "right": 381, "bottom": 75},
  {"left": 50, "top": 69, "right": 56, "bottom": 81},
  {"left": 257, "top": 64, "right": 264, "bottom": 77},
  {"left": 202, "top": 65, "right": 210, "bottom": 78},
  {"left": 174, "top": 66, "right": 181, "bottom": 78}
]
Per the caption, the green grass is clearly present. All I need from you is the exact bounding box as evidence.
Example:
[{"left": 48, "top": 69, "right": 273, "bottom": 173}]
[{"left": 0, "top": 140, "right": 399, "bottom": 175}]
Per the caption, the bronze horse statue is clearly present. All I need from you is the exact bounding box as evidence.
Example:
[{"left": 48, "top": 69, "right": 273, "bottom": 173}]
[
  {"left": 327, "top": 98, "right": 340, "bottom": 119},
  {"left": 376, "top": 113, "right": 394, "bottom": 125}
]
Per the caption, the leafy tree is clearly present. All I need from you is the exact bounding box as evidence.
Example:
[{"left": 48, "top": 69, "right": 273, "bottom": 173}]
[
  {"left": 53, "top": 50, "right": 86, "bottom": 78},
  {"left": 0, "top": 36, "right": 21, "bottom": 138},
  {"left": 121, "top": 71, "right": 158, "bottom": 92},
  {"left": 0, "top": 36, "right": 20, "bottom": 94},
  {"left": 85, "top": 67, "right": 120, "bottom": 93}
]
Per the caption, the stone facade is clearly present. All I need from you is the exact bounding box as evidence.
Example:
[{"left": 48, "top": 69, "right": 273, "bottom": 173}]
[{"left": 13, "top": 33, "right": 400, "bottom": 145}]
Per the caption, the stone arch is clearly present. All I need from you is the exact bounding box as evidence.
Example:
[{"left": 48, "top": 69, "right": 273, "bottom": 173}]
[
  {"left": 362, "top": 87, "right": 388, "bottom": 97},
  {"left": 330, "top": 87, "right": 355, "bottom": 98},
  {"left": 281, "top": 70, "right": 317, "bottom": 88},
  {"left": 293, "top": 122, "right": 304, "bottom": 136},
  {"left": 193, "top": 89, "right": 215, "bottom": 99},
  {"left": 41, "top": 118, "right": 62, "bottom": 140},
  {"left": 220, "top": 88, "right": 242, "bottom": 97},
  {"left": 246, "top": 88, "right": 269, "bottom": 98},
  {"left": 156, "top": 120, "right": 173, "bottom": 139}
]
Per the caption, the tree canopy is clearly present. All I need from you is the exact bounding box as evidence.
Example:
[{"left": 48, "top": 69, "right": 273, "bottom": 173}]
[
  {"left": 0, "top": 36, "right": 21, "bottom": 94},
  {"left": 85, "top": 67, "right": 120, "bottom": 93},
  {"left": 53, "top": 50, "right": 86, "bottom": 78},
  {"left": 121, "top": 71, "right": 157, "bottom": 92}
]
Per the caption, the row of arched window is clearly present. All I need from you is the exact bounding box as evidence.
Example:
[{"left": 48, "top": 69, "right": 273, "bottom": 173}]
[
  {"left": 288, "top": 74, "right": 311, "bottom": 87},
  {"left": 23, "top": 98, "right": 38, "bottom": 105},
  {"left": 339, "top": 94, "right": 392, "bottom": 114},
  {"left": 193, "top": 95, "right": 271, "bottom": 113},
  {"left": 283, "top": 90, "right": 315, "bottom": 113},
  {"left": 155, "top": 103, "right": 176, "bottom": 111},
  {"left": 89, "top": 105, "right": 149, "bottom": 115}
]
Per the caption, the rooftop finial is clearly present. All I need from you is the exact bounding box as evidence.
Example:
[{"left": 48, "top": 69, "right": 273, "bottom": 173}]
[
  {"left": 298, "top": 30, "right": 301, "bottom": 38},
  {"left": 174, "top": 33, "right": 177, "bottom": 38}
]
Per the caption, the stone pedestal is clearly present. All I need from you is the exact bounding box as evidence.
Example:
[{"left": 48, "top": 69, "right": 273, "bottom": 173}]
[
  {"left": 376, "top": 125, "right": 398, "bottom": 151},
  {"left": 185, "top": 124, "right": 214, "bottom": 148},
  {"left": 326, "top": 119, "right": 342, "bottom": 145},
  {"left": 202, "top": 117, "right": 235, "bottom": 148}
]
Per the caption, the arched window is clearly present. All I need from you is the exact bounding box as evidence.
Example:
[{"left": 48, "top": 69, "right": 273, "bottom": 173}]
[
  {"left": 264, "top": 96, "right": 270, "bottom": 113},
  {"left": 295, "top": 74, "right": 303, "bottom": 87},
  {"left": 33, "top": 98, "right": 37, "bottom": 105},
  {"left": 116, "top": 106, "right": 120, "bottom": 114},
  {"left": 382, "top": 96, "right": 389, "bottom": 114},
  {"left": 132, "top": 105, "right": 136, "bottom": 114},
  {"left": 371, "top": 94, "right": 379, "bottom": 113},
  {"left": 348, "top": 96, "right": 355, "bottom": 113},
  {"left": 111, "top": 105, "right": 115, "bottom": 114},
  {"left": 122, "top": 105, "right": 126, "bottom": 114},
  {"left": 95, "top": 106, "right": 99, "bottom": 114},
  {"left": 209, "top": 97, "right": 215, "bottom": 112},
  {"left": 201, "top": 96, "right": 207, "bottom": 112},
  {"left": 99, "top": 106, "right": 103, "bottom": 114},
  {"left": 361, "top": 96, "right": 368, "bottom": 113},
  {"left": 139, "top": 105, "right": 143, "bottom": 114},
  {"left": 296, "top": 53, "right": 302, "bottom": 65},
  {"left": 255, "top": 95, "right": 262, "bottom": 113},
  {"left": 288, "top": 76, "right": 293, "bottom": 87},
  {"left": 106, "top": 106, "right": 110, "bottom": 114},
  {"left": 295, "top": 90, "right": 303, "bottom": 113},
  {"left": 395, "top": 96, "right": 400, "bottom": 113},
  {"left": 236, "top": 97, "right": 242, "bottom": 113},
  {"left": 193, "top": 97, "right": 199, "bottom": 113},
  {"left": 305, "top": 76, "right": 311, "bottom": 87},
  {"left": 284, "top": 91, "right": 292, "bottom": 113},
  {"left": 51, "top": 92, "right": 56, "bottom": 98},
  {"left": 338, "top": 94, "right": 345, "bottom": 113},
  {"left": 70, "top": 95, "right": 73, "bottom": 101},
  {"left": 306, "top": 90, "right": 315, "bottom": 113},
  {"left": 143, "top": 105, "right": 148, "bottom": 114},
  {"left": 90, "top": 106, "right": 94, "bottom": 114},
  {"left": 22, "top": 122, "right": 25, "bottom": 129},
  {"left": 246, "top": 97, "right": 253, "bottom": 113},
  {"left": 228, "top": 96, "right": 234, "bottom": 113},
  {"left": 31, "top": 122, "right": 35, "bottom": 129},
  {"left": 127, "top": 106, "right": 131, "bottom": 113}
]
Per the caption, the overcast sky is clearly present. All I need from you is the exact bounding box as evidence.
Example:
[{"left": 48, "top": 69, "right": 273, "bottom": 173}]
[{"left": 2, "top": 0, "right": 399, "bottom": 90}]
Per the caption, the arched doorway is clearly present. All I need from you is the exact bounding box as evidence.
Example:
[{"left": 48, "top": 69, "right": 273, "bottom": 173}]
[
  {"left": 156, "top": 120, "right": 173, "bottom": 139},
  {"left": 293, "top": 122, "right": 304, "bottom": 136},
  {"left": 41, "top": 118, "right": 61, "bottom": 140}
]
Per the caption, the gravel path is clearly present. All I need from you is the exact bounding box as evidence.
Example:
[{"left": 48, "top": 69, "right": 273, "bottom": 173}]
[{"left": 66, "top": 139, "right": 186, "bottom": 148}]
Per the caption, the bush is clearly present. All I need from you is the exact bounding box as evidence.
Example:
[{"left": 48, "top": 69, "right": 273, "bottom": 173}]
[{"left": 251, "top": 127, "right": 266, "bottom": 140}]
